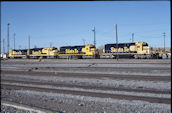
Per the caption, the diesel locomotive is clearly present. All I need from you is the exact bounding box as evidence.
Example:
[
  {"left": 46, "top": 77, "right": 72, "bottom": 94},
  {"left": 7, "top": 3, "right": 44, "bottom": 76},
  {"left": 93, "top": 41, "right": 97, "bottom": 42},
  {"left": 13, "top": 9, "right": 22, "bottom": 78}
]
[
  {"left": 100, "top": 41, "right": 155, "bottom": 59},
  {"left": 8, "top": 47, "right": 58, "bottom": 59},
  {"left": 58, "top": 44, "right": 99, "bottom": 59},
  {"left": 8, "top": 41, "right": 161, "bottom": 59},
  {"left": 8, "top": 44, "right": 99, "bottom": 59}
]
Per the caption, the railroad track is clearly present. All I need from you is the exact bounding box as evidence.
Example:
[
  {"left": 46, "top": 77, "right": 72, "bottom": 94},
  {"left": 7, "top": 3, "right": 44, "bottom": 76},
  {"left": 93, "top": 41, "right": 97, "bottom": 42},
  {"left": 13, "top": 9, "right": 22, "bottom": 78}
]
[
  {"left": 1, "top": 70, "right": 171, "bottom": 81},
  {"left": 1, "top": 80, "right": 171, "bottom": 104},
  {"left": 2, "top": 79, "right": 171, "bottom": 94},
  {"left": 1, "top": 66, "right": 170, "bottom": 72},
  {"left": 1, "top": 59, "right": 171, "bottom": 64},
  {"left": 1, "top": 59, "right": 171, "bottom": 112}
]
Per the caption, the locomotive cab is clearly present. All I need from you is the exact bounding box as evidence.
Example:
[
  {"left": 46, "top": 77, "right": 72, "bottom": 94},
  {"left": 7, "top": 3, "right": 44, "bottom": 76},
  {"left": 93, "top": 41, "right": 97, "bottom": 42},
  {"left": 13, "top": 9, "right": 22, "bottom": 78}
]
[
  {"left": 42, "top": 47, "right": 58, "bottom": 56},
  {"left": 136, "top": 42, "right": 151, "bottom": 55},
  {"left": 82, "top": 45, "right": 98, "bottom": 55},
  {"left": 82, "top": 45, "right": 99, "bottom": 58},
  {"left": 134, "top": 42, "right": 153, "bottom": 59}
]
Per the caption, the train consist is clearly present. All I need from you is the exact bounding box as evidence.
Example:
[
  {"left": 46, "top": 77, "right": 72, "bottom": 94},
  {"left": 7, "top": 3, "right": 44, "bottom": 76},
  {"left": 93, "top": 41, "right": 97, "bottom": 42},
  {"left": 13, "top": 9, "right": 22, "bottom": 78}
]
[
  {"left": 9, "top": 47, "right": 58, "bottom": 59},
  {"left": 8, "top": 44, "right": 99, "bottom": 59},
  {"left": 8, "top": 41, "right": 162, "bottom": 59}
]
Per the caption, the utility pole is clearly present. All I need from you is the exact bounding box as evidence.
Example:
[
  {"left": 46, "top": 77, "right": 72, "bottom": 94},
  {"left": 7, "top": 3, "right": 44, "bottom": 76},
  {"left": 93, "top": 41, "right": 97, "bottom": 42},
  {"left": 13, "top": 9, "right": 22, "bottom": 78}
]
[
  {"left": 92, "top": 27, "right": 96, "bottom": 47},
  {"left": 163, "top": 32, "right": 165, "bottom": 52},
  {"left": 7, "top": 23, "right": 10, "bottom": 54},
  {"left": 50, "top": 42, "right": 52, "bottom": 47},
  {"left": 19, "top": 45, "right": 21, "bottom": 49},
  {"left": 92, "top": 27, "right": 96, "bottom": 58},
  {"left": 3, "top": 38, "right": 5, "bottom": 53},
  {"left": 82, "top": 39, "right": 85, "bottom": 45},
  {"left": 28, "top": 35, "right": 30, "bottom": 59},
  {"left": 115, "top": 24, "right": 119, "bottom": 60},
  {"left": 14, "top": 33, "right": 16, "bottom": 50},
  {"left": 28, "top": 35, "right": 30, "bottom": 50},
  {"left": 132, "top": 33, "right": 134, "bottom": 43}
]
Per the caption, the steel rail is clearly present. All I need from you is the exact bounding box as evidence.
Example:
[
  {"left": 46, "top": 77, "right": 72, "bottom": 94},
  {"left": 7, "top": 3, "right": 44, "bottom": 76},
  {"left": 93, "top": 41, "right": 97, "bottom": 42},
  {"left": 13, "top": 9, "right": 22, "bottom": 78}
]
[{"left": 2, "top": 84, "right": 171, "bottom": 104}]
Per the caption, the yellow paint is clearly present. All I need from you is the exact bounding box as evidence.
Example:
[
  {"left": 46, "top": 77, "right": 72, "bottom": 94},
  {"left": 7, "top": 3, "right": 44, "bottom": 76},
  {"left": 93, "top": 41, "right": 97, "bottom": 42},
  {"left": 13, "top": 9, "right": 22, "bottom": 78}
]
[
  {"left": 42, "top": 47, "right": 58, "bottom": 56},
  {"left": 129, "top": 45, "right": 136, "bottom": 51},
  {"left": 135, "top": 42, "right": 151, "bottom": 54},
  {"left": 8, "top": 50, "right": 26, "bottom": 58},
  {"left": 82, "top": 45, "right": 98, "bottom": 55}
]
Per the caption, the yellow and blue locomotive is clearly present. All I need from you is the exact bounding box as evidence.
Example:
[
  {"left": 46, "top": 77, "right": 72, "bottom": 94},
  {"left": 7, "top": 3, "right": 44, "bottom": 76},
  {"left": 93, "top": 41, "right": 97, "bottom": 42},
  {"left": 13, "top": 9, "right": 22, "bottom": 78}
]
[
  {"left": 8, "top": 42, "right": 161, "bottom": 59},
  {"left": 8, "top": 44, "right": 98, "bottom": 59},
  {"left": 101, "top": 42, "right": 153, "bottom": 59},
  {"left": 8, "top": 47, "right": 58, "bottom": 59},
  {"left": 58, "top": 44, "right": 99, "bottom": 59},
  {"left": 8, "top": 49, "right": 27, "bottom": 59}
]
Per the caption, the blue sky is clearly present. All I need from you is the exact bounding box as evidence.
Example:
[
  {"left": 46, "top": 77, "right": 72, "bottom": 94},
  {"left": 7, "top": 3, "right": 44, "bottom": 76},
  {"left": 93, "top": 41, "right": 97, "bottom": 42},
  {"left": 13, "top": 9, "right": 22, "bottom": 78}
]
[{"left": 1, "top": 1, "right": 171, "bottom": 52}]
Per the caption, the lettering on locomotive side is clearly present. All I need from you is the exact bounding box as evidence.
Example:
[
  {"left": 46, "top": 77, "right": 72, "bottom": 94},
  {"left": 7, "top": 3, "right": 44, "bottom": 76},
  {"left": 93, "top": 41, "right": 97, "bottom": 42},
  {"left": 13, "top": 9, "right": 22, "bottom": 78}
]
[
  {"left": 65, "top": 49, "right": 79, "bottom": 54},
  {"left": 124, "top": 47, "right": 129, "bottom": 52},
  {"left": 111, "top": 46, "right": 129, "bottom": 53}
]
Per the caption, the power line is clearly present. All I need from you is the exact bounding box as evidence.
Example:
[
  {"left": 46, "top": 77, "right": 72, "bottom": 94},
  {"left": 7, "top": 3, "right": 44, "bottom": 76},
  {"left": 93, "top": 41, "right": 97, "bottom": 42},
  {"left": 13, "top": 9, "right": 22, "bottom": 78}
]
[
  {"left": 118, "top": 23, "right": 169, "bottom": 26},
  {"left": 18, "top": 45, "right": 21, "bottom": 49},
  {"left": 82, "top": 39, "right": 86, "bottom": 45}
]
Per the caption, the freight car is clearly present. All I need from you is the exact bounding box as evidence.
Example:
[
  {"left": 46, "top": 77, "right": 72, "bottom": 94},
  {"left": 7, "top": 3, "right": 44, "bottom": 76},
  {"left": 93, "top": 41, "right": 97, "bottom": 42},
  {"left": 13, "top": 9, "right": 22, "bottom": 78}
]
[{"left": 100, "top": 41, "right": 156, "bottom": 59}]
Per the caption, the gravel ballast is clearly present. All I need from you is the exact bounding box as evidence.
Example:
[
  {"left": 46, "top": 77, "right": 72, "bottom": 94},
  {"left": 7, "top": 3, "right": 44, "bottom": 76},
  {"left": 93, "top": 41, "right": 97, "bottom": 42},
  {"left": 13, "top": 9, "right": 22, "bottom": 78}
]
[{"left": 1, "top": 59, "right": 171, "bottom": 113}]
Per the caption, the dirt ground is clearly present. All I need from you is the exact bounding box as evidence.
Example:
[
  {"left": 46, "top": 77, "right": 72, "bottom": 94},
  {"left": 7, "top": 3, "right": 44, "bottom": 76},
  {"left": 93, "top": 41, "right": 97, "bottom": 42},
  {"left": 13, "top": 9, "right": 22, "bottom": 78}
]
[{"left": 1, "top": 59, "right": 171, "bottom": 113}]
